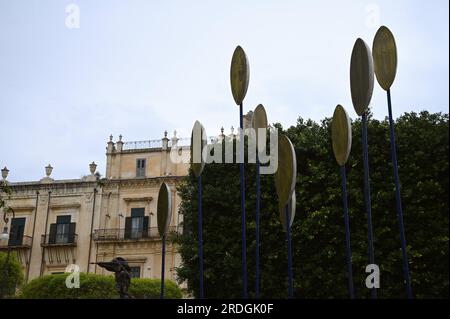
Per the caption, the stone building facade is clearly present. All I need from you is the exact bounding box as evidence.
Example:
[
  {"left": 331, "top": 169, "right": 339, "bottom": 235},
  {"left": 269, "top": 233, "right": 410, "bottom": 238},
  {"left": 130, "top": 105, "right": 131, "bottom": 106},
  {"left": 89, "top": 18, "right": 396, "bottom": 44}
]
[{"left": 0, "top": 131, "right": 190, "bottom": 283}]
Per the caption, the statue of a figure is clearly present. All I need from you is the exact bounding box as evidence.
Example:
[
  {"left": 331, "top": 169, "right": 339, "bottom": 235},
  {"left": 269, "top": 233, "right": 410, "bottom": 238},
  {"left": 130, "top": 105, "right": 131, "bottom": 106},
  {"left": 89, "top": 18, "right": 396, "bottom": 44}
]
[{"left": 93, "top": 257, "right": 133, "bottom": 299}]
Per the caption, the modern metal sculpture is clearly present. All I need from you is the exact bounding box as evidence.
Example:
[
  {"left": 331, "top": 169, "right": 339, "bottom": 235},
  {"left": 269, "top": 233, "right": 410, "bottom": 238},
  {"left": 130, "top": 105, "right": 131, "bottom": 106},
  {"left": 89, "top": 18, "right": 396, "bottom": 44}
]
[
  {"left": 94, "top": 257, "right": 132, "bottom": 299},
  {"left": 274, "top": 134, "right": 297, "bottom": 298},
  {"left": 331, "top": 104, "right": 355, "bottom": 299},
  {"left": 157, "top": 182, "right": 172, "bottom": 299},
  {"left": 190, "top": 120, "right": 207, "bottom": 298},
  {"left": 252, "top": 104, "right": 268, "bottom": 299},
  {"left": 230, "top": 45, "right": 250, "bottom": 299},
  {"left": 350, "top": 38, "right": 376, "bottom": 299},
  {"left": 373, "top": 26, "right": 412, "bottom": 298}
]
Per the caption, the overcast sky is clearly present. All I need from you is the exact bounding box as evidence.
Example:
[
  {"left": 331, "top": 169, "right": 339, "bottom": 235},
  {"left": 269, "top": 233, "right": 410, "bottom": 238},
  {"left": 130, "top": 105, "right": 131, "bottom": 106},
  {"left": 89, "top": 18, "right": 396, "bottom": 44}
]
[{"left": 0, "top": 0, "right": 448, "bottom": 182}]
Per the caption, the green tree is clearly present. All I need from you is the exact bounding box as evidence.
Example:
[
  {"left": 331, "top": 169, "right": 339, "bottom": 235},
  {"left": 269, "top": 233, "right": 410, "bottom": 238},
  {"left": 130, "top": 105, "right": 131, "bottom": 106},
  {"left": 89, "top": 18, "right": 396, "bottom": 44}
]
[
  {"left": 175, "top": 111, "right": 449, "bottom": 298},
  {"left": 0, "top": 252, "right": 24, "bottom": 298},
  {"left": 19, "top": 273, "right": 182, "bottom": 299}
]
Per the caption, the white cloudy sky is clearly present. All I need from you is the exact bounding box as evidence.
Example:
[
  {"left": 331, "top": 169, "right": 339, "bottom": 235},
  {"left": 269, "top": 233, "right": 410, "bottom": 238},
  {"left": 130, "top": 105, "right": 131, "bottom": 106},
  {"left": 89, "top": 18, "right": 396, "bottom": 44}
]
[{"left": 0, "top": 0, "right": 448, "bottom": 182}]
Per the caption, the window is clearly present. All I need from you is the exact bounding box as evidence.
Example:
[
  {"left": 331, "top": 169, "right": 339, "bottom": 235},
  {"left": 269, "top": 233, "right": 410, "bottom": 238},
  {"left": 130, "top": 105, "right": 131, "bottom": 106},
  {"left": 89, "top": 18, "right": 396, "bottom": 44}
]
[
  {"left": 124, "top": 208, "right": 149, "bottom": 239},
  {"left": 136, "top": 159, "right": 146, "bottom": 177},
  {"left": 129, "top": 266, "right": 141, "bottom": 278},
  {"left": 9, "top": 217, "right": 26, "bottom": 246},
  {"left": 56, "top": 215, "right": 71, "bottom": 244},
  {"left": 48, "top": 215, "right": 76, "bottom": 245}
]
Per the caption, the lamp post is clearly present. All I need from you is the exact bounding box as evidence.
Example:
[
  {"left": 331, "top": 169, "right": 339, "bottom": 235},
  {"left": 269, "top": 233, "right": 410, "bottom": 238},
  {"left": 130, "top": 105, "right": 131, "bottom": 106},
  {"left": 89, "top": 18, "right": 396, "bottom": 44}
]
[{"left": 1, "top": 207, "right": 15, "bottom": 299}]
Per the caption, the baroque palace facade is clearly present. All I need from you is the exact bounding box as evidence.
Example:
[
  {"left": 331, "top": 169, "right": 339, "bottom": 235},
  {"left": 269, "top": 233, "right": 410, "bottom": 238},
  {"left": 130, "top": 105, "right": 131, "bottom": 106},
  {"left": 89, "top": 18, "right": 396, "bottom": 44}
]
[{"left": 0, "top": 131, "right": 190, "bottom": 283}]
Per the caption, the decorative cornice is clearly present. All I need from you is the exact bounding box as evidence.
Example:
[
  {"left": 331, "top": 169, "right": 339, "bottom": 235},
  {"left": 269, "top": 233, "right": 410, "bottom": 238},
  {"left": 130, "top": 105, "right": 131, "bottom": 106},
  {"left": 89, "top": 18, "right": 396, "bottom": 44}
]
[
  {"left": 50, "top": 203, "right": 82, "bottom": 209},
  {"left": 123, "top": 197, "right": 153, "bottom": 203},
  {"left": 103, "top": 176, "right": 186, "bottom": 189},
  {"left": 9, "top": 206, "right": 35, "bottom": 211}
]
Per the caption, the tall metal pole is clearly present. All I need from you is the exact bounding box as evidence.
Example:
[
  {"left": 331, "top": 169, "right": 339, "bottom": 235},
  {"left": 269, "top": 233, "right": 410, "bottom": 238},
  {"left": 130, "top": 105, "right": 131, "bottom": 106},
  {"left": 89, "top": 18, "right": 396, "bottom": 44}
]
[
  {"left": 239, "top": 103, "right": 248, "bottom": 299},
  {"left": 87, "top": 188, "right": 97, "bottom": 273},
  {"left": 160, "top": 234, "right": 166, "bottom": 299},
  {"left": 285, "top": 205, "right": 293, "bottom": 298},
  {"left": 387, "top": 89, "right": 412, "bottom": 298},
  {"left": 340, "top": 165, "right": 355, "bottom": 298},
  {"left": 361, "top": 113, "right": 376, "bottom": 299},
  {"left": 197, "top": 175, "right": 204, "bottom": 298},
  {"left": 255, "top": 156, "right": 261, "bottom": 298}
]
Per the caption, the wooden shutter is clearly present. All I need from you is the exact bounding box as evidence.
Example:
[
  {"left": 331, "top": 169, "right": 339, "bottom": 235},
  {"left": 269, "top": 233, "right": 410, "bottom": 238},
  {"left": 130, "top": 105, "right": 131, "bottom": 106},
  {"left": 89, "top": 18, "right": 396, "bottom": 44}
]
[
  {"left": 124, "top": 217, "right": 132, "bottom": 239},
  {"left": 142, "top": 216, "right": 149, "bottom": 238},
  {"left": 68, "top": 223, "right": 76, "bottom": 243},
  {"left": 49, "top": 223, "right": 57, "bottom": 244},
  {"left": 9, "top": 218, "right": 25, "bottom": 246}
]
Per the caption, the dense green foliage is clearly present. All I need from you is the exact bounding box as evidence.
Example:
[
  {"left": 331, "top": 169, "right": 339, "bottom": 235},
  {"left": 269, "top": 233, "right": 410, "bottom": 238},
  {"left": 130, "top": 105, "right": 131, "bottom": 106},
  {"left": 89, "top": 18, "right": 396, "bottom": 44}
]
[
  {"left": 176, "top": 111, "right": 449, "bottom": 298},
  {"left": 0, "top": 252, "right": 24, "bottom": 297},
  {"left": 0, "top": 180, "right": 12, "bottom": 211},
  {"left": 19, "top": 273, "right": 182, "bottom": 299}
]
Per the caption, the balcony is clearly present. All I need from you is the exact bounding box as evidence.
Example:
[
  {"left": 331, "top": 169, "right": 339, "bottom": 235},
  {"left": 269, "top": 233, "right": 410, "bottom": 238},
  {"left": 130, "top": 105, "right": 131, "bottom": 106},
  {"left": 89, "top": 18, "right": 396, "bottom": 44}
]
[
  {"left": 41, "top": 233, "right": 78, "bottom": 247},
  {"left": 0, "top": 235, "right": 32, "bottom": 249},
  {"left": 92, "top": 226, "right": 179, "bottom": 242}
]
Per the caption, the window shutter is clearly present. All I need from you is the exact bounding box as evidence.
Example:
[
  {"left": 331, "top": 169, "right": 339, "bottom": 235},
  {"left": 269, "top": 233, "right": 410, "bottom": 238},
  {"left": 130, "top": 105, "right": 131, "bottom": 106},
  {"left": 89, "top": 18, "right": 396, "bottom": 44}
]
[
  {"left": 49, "top": 223, "right": 57, "bottom": 244},
  {"left": 142, "top": 216, "right": 149, "bottom": 238},
  {"left": 68, "top": 223, "right": 76, "bottom": 243},
  {"left": 9, "top": 218, "right": 25, "bottom": 246},
  {"left": 124, "top": 217, "right": 132, "bottom": 239}
]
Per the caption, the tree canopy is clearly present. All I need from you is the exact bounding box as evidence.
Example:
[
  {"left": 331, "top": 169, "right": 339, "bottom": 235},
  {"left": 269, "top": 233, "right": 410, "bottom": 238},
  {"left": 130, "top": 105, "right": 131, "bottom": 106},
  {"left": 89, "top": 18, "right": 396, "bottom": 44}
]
[{"left": 175, "top": 111, "right": 449, "bottom": 299}]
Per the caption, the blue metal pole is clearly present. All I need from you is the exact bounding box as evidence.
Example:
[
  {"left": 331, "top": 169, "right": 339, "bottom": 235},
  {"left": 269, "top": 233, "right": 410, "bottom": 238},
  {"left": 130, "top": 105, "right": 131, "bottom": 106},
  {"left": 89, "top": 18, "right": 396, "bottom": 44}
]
[
  {"left": 160, "top": 234, "right": 166, "bottom": 299},
  {"left": 387, "top": 89, "right": 413, "bottom": 299},
  {"left": 340, "top": 165, "right": 355, "bottom": 299},
  {"left": 362, "top": 112, "right": 376, "bottom": 299},
  {"left": 198, "top": 175, "right": 204, "bottom": 298},
  {"left": 285, "top": 204, "right": 293, "bottom": 298},
  {"left": 239, "top": 103, "right": 248, "bottom": 299},
  {"left": 255, "top": 155, "right": 261, "bottom": 298}
]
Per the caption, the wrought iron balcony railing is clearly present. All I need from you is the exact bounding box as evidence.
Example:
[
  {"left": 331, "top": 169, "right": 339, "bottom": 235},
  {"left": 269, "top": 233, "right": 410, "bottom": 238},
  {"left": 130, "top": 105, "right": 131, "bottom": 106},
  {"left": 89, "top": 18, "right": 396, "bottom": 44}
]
[
  {"left": 41, "top": 233, "right": 78, "bottom": 247},
  {"left": 0, "top": 235, "right": 33, "bottom": 249},
  {"left": 92, "top": 226, "right": 179, "bottom": 242}
]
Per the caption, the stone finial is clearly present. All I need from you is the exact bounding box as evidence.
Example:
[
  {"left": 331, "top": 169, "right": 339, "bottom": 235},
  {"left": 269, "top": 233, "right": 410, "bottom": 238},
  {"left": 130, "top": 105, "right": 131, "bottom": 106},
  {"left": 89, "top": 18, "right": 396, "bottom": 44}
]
[
  {"left": 107, "top": 135, "right": 115, "bottom": 154},
  {"left": 89, "top": 162, "right": 97, "bottom": 175},
  {"left": 171, "top": 130, "right": 179, "bottom": 147},
  {"left": 1, "top": 167, "right": 9, "bottom": 181},
  {"left": 41, "top": 164, "right": 54, "bottom": 183},
  {"left": 116, "top": 134, "right": 124, "bottom": 152},
  {"left": 45, "top": 164, "right": 53, "bottom": 177},
  {"left": 231, "top": 126, "right": 235, "bottom": 135},
  {"left": 162, "top": 130, "right": 169, "bottom": 150},
  {"left": 221, "top": 127, "right": 224, "bottom": 134}
]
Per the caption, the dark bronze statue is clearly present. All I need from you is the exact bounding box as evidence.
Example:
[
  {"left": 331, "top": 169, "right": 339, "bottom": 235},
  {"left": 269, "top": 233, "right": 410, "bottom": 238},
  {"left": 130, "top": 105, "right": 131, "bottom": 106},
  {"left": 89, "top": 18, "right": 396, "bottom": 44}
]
[{"left": 92, "top": 257, "right": 133, "bottom": 299}]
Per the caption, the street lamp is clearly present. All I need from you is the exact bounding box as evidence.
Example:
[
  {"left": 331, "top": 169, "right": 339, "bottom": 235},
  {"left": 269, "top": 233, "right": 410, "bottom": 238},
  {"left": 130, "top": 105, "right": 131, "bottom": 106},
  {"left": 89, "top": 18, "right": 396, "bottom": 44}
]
[
  {"left": 1, "top": 207, "right": 15, "bottom": 299},
  {"left": 1, "top": 167, "right": 9, "bottom": 181}
]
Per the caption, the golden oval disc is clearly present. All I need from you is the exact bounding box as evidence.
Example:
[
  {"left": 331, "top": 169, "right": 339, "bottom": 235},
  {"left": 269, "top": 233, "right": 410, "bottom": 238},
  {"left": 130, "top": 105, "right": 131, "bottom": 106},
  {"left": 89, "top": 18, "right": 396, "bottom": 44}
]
[
  {"left": 252, "top": 104, "right": 268, "bottom": 152},
  {"left": 373, "top": 26, "right": 397, "bottom": 91},
  {"left": 350, "top": 38, "right": 374, "bottom": 116},
  {"left": 274, "top": 134, "right": 297, "bottom": 212},
  {"left": 190, "top": 121, "right": 207, "bottom": 177},
  {"left": 157, "top": 182, "right": 172, "bottom": 237},
  {"left": 230, "top": 46, "right": 250, "bottom": 105},
  {"left": 331, "top": 105, "right": 352, "bottom": 166},
  {"left": 279, "top": 190, "right": 296, "bottom": 231}
]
